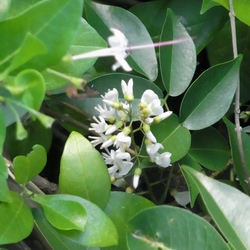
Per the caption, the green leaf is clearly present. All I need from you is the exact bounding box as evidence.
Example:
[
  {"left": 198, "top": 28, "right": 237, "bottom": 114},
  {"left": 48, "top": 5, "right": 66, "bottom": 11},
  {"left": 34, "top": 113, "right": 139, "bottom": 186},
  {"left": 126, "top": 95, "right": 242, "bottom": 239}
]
[
  {"left": 160, "top": 9, "right": 196, "bottom": 96},
  {"left": 0, "top": 0, "right": 83, "bottom": 72},
  {"left": 180, "top": 56, "right": 242, "bottom": 130},
  {"left": 151, "top": 114, "right": 191, "bottom": 163},
  {"left": 33, "top": 195, "right": 118, "bottom": 248},
  {"left": 5, "top": 118, "right": 52, "bottom": 159},
  {"left": 0, "top": 108, "right": 6, "bottom": 152},
  {"left": 0, "top": 191, "right": 34, "bottom": 244},
  {"left": 104, "top": 191, "right": 155, "bottom": 250},
  {"left": 0, "top": 0, "right": 11, "bottom": 21},
  {"left": 59, "top": 131, "right": 111, "bottom": 209},
  {"left": 127, "top": 205, "right": 228, "bottom": 250},
  {"left": 207, "top": 20, "right": 250, "bottom": 106},
  {"left": 0, "top": 176, "right": 12, "bottom": 203},
  {"left": 85, "top": 1, "right": 158, "bottom": 80},
  {"left": 189, "top": 127, "right": 230, "bottom": 171},
  {"left": 13, "top": 144, "right": 47, "bottom": 185},
  {"left": 130, "top": 0, "right": 228, "bottom": 53},
  {"left": 202, "top": 0, "right": 250, "bottom": 27},
  {"left": 1, "top": 33, "right": 46, "bottom": 79},
  {"left": 181, "top": 165, "right": 250, "bottom": 250},
  {"left": 50, "top": 73, "right": 162, "bottom": 120},
  {"left": 32, "top": 194, "right": 87, "bottom": 231},
  {"left": 201, "top": 0, "right": 221, "bottom": 13},
  {"left": 43, "top": 18, "right": 107, "bottom": 91},
  {"left": 224, "top": 117, "right": 250, "bottom": 192},
  {"left": 180, "top": 163, "right": 201, "bottom": 207},
  {"left": 13, "top": 69, "right": 45, "bottom": 112}
]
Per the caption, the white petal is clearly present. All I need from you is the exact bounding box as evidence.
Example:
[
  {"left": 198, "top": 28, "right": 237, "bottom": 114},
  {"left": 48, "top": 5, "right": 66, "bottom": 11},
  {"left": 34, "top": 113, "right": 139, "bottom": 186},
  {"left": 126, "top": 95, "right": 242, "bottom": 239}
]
[{"left": 133, "top": 174, "right": 140, "bottom": 189}]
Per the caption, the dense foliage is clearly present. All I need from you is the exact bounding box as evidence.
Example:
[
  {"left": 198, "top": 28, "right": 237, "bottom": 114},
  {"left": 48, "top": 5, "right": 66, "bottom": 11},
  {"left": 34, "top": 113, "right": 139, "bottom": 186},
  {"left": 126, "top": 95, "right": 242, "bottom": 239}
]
[{"left": 1, "top": 0, "right": 250, "bottom": 249}]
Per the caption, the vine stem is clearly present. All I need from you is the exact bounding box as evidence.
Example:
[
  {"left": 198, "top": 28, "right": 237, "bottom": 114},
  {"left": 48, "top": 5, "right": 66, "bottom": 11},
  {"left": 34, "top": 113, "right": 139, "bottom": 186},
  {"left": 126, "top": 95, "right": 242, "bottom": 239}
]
[{"left": 229, "top": 0, "right": 250, "bottom": 194}]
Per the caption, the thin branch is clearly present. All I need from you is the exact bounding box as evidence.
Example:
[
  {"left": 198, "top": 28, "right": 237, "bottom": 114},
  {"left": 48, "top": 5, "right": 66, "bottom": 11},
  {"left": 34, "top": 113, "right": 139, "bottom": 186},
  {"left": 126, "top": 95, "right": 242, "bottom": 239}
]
[{"left": 229, "top": 0, "right": 250, "bottom": 194}]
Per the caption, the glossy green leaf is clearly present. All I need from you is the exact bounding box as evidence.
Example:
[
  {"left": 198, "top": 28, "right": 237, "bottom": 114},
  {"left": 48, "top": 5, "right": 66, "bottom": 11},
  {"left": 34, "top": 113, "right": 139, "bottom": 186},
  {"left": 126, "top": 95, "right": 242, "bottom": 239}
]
[
  {"left": 160, "top": 9, "right": 196, "bottom": 96},
  {"left": 85, "top": 1, "right": 158, "bottom": 81},
  {"left": 32, "top": 194, "right": 87, "bottom": 231},
  {"left": 0, "top": 108, "right": 6, "bottom": 152},
  {"left": 33, "top": 195, "right": 118, "bottom": 248},
  {"left": 207, "top": 20, "right": 250, "bottom": 106},
  {"left": 179, "top": 154, "right": 202, "bottom": 172},
  {"left": 0, "top": 191, "right": 34, "bottom": 244},
  {"left": 15, "top": 120, "right": 28, "bottom": 140},
  {"left": 13, "top": 69, "right": 45, "bottom": 112},
  {"left": 202, "top": 0, "right": 250, "bottom": 27},
  {"left": 44, "top": 18, "right": 107, "bottom": 91},
  {"left": 13, "top": 144, "right": 47, "bottom": 185},
  {"left": 180, "top": 56, "right": 242, "bottom": 130},
  {"left": 180, "top": 163, "right": 201, "bottom": 207},
  {"left": 151, "top": 114, "right": 191, "bottom": 162},
  {"left": 181, "top": 165, "right": 250, "bottom": 250},
  {"left": 0, "top": 156, "right": 7, "bottom": 179},
  {"left": 6, "top": 0, "right": 42, "bottom": 19},
  {"left": 0, "top": 176, "right": 12, "bottom": 203},
  {"left": 50, "top": 73, "right": 162, "bottom": 119},
  {"left": 127, "top": 205, "right": 228, "bottom": 250},
  {"left": 0, "top": 0, "right": 11, "bottom": 21},
  {"left": 201, "top": 0, "right": 221, "bottom": 13},
  {"left": 0, "top": 0, "right": 83, "bottom": 72},
  {"left": 130, "top": 0, "right": 228, "bottom": 53},
  {"left": 1, "top": 33, "right": 46, "bottom": 79},
  {"left": 224, "top": 117, "right": 250, "bottom": 192},
  {"left": 5, "top": 118, "right": 52, "bottom": 159},
  {"left": 104, "top": 191, "right": 155, "bottom": 250},
  {"left": 59, "top": 131, "right": 111, "bottom": 209},
  {"left": 189, "top": 127, "right": 230, "bottom": 171}
]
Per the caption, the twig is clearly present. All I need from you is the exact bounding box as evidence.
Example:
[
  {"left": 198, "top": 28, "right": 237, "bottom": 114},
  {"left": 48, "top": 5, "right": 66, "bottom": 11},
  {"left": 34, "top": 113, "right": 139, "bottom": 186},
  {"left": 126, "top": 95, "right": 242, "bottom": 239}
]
[{"left": 229, "top": 0, "right": 250, "bottom": 194}]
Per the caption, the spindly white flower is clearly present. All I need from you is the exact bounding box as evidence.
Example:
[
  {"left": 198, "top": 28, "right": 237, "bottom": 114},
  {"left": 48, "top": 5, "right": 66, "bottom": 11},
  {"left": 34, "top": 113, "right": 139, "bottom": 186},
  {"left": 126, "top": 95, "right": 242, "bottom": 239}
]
[
  {"left": 72, "top": 28, "right": 132, "bottom": 72},
  {"left": 88, "top": 133, "right": 107, "bottom": 147},
  {"left": 95, "top": 103, "right": 116, "bottom": 121},
  {"left": 155, "top": 152, "right": 172, "bottom": 168},
  {"left": 89, "top": 116, "right": 108, "bottom": 133},
  {"left": 108, "top": 28, "right": 132, "bottom": 71},
  {"left": 121, "top": 78, "right": 134, "bottom": 102}
]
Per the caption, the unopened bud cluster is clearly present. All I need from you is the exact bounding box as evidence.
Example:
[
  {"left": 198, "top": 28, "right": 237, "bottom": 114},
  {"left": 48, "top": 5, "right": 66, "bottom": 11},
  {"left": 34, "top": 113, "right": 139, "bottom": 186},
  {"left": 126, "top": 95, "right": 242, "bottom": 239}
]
[{"left": 89, "top": 78, "right": 172, "bottom": 188}]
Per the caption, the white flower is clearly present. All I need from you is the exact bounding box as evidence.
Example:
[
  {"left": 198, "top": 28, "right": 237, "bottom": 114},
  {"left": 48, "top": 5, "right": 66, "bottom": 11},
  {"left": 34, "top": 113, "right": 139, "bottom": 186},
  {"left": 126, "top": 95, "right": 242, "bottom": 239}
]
[
  {"left": 121, "top": 79, "right": 134, "bottom": 102},
  {"left": 155, "top": 152, "right": 172, "bottom": 168},
  {"left": 146, "top": 142, "right": 164, "bottom": 161},
  {"left": 153, "top": 111, "right": 173, "bottom": 123},
  {"left": 102, "top": 88, "right": 120, "bottom": 107},
  {"left": 101, "top": 135, "right": 116, "bottom": 149},
  {"left": 145, "top": 130, "right": 156, "bottom": 143},
  {"left": 103, "top": 149, "right": 133, "bottom": 178},
  {"left": 72, "top": 28, "right": 132, "bottom": 72},
  {"left": 95, "top": 103, "right": 116, "bottom": 121},
  {"left": 89, "top": 116, "right": 108, "bottom": 133},
  {"left": 88, "top": 133, "right": 107, "bottom": 147},
  {"left": 114, "top": 131, "right": 131, "bottom": 150},
  {"left": 108, "top": 28, "right": 132, "bottom": 71},
  {"left": 140, "top": 90, "right": 163, "bottom": 117}
]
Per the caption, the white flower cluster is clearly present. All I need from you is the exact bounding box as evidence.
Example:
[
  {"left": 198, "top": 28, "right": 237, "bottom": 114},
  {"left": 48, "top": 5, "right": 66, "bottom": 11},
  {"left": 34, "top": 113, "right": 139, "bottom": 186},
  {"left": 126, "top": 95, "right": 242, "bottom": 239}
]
[{"left": 89, "top": 79, "right": 172, "bottom": 189}]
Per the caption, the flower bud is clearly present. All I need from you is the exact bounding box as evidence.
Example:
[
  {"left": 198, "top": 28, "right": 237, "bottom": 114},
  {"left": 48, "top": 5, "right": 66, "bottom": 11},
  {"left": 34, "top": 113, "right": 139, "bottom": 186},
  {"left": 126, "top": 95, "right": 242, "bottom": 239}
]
[{"left": 126, "top": 187, "right": 134, "bottom": 193}]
